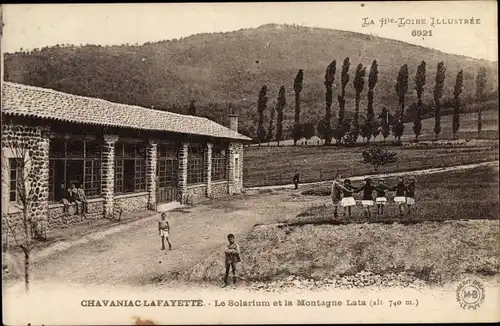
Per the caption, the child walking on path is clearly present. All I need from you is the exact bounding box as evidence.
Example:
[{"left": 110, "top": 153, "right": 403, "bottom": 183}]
[
  {"left": 391, "top": 176, "right": 407, "bottom": 217},
  {"left": 355, "top": 178, "right": 376, "bottom": 219},
  {"left": 405, "top": 177, "right": 417, "bottom": 216},
  {"left": 375, "top": 179, "right": 390, "bottom": 216},
  {"left": 158, "top": 213, "right": 172, "bottom": 250},
  {"left": 223, "top": 234, "right": 241, "bottom": 287},
  {"left": 340, "top": 179, "right": 356, "bottom": 219}
]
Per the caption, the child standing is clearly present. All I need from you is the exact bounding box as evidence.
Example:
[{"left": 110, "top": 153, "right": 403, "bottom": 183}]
[
  {"left": 355, "top": 178, "right": 376, "bottom": 219},
  {"left": 405, "top": 177, "right": 416, "bottom": 216},
  {"left": 340, "top": 179, "right": 356, "bottom": 219},
  {"left": 375, "top": 179, "right": 389, "bottom": 216},
  {"left": 223, "top": 234, "right": 241, "bottom": 287},
  {"left": 330, "top": 174, "right": 345, "bottom": 218},
  {"left": 158, "top": 213, "right": 172, "bottom": 250},
  {"left": 391, "top": 176, "right": 406, "bottom": 217}
]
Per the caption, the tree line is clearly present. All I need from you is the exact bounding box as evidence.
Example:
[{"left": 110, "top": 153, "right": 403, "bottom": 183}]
[{"left": 254, "top": 59, "right": 491, "bottom": 145}]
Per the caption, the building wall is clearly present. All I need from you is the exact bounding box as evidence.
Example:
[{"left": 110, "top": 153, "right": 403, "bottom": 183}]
[
  {"left": 211, "top": 181, "right": 229, "bottom": 198},
  {"left": 47, "top": 199, "right": 104, "bottom": 230},
  {"left": 185, "top": 184, "right": 208, "bottom": 204},
  {"left": 1, "top": 122, "right": 50, "bottom": 237},
  {"left": 227, "top": 143, "right": 244, "bottom": 195},
  {"left": 114, "top": 192, "right": 149, "bottom": 214},
  {"left": 1, "top": 118, "right": 246, "bottom": 238}
]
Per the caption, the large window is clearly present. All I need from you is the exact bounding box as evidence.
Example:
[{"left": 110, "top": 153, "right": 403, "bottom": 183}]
[
  {"left": 114, "top": 142, "right": 146, "bottom": 193},
  {"left": 211, "top": 145, "right": 227, "bottom": 181},
  {"left": 49, "top": 139, "right": 102, "bottom": 202},
  {"left": 157, "top": 144, "right": 179, "bottom": 188},
  {"left": 187, "top": 144, "right": 204, "bottom": 185}
]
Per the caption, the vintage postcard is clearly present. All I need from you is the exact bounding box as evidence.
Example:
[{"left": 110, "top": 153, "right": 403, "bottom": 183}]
[{"left": 1, "top": 1, "right": 498, "bottom": 325}]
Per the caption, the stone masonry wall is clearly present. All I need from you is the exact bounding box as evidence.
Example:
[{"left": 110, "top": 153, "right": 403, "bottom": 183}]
[
  {"left": 47, "top": 200, "right": 104, "bottom": 230},
  {"left": 205, "top": 143, "right": 212, "bottom": 198},
  {"left": 178, "top": 142, "right": 188, "bottom": 204},
  {"left": 101, "top": 135, "right": 118, "bottom": 218},
  {"left": 211, "top": 181, "right": 229, "bottom": 198},
  {"left": 114, "top": 193, "right": 149, "bottom": 214},
  {"left": 1, "top": 122, "right": 50, "bottom": 237},
  {"left": 146, "top": 141, "right": 158, "bottom": 210},
  {"left": 228, "top": 142, "right": 244, "bottom": 195},
  {"left": 185, "top": 185, "right": 208, "bottom": 204}
]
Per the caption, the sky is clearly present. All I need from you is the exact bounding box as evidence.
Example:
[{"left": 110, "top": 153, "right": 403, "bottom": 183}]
[{"left": 1, "top": 2, "right": 498, "bottom": 61}]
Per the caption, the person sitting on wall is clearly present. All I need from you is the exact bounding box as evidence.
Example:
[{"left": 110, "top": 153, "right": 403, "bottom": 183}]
[
  {"left": 55, "top": 183, "right": 71, "bottom": 213},
  {"left": 74, "top": 183, "right": 89, "bottom": 216}
]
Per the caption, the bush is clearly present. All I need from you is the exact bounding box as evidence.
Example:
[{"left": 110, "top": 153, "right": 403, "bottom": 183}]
[{"left": 362, "top": 146, "right": 398, "bottom": 172}]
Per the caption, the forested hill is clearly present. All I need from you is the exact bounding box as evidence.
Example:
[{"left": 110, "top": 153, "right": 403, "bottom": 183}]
[{"left": 4, "top": 23, "right": 498, "bottom": 138}]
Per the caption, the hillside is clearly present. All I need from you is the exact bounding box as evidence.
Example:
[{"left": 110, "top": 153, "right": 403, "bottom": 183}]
[{"left": 4, "top": 23, "right": 498, "bottom": 138}]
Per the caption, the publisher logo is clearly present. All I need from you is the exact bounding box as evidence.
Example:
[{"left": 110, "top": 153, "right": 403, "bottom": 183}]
[{"left": 456, "top": 277, "right": 485, "bottom": 310}]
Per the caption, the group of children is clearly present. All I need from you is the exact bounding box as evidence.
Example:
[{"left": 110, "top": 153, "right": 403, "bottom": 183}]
[
  {"left": 55, "top": 182, "right": 89, "bottom": 215},
  {"left": 331, "top": 174, "right": 417, "bottom": 219}
]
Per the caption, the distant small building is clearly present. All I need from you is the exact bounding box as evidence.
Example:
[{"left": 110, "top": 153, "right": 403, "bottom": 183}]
[{"left": 1, "top": 82, "right": 250, "bottom": 233}]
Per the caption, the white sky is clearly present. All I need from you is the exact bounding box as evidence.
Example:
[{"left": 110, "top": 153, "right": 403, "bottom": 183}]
[{"left": 2, "top": 2, "right": 498, "bottom": 61}]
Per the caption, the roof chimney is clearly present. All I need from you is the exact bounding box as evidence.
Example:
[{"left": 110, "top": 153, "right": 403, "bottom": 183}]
[{"left": 229, "top": 114, "right": 238, "bottom": 132}]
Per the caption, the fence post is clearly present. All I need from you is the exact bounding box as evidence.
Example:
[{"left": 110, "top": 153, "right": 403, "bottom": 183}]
[
  {"left": 320, "top": 169, "right": 323, "bottom": 181},
  {"left": 461, "top": 157, "right": 464, "bottom": 165},
  {"left": 264, "top": 174, "right": 268, "bottom": 186}
]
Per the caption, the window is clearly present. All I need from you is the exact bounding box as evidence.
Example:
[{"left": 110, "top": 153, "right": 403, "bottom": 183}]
[
  {"left": 211, "top": 145, "right": 227, "bottom": 181},
  {"left": 187, "top": 144, "right": 204, "bottom": 184},
  {"left": 114, "top": 142, "right": 147, "bottom": 193},
  {"left": 9, "top": 158, "right": 22, "bottom": 203},
  {"left": 49, "top": 139, "right": 102, "bottom": 202},
  {"left": 234, "top": 154, "right": 240, "bottom": 180},
  {"left": 157, "top": 144, "right": 179, "bottom": 188}
]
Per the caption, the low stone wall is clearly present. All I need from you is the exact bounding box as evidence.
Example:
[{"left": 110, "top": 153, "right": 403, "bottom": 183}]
[
  {"left": 47, "top": 199, "right": 105, "bottom": 230},
  {"left": 186, "top": 184, "right": 208, "bottom": 204},
  {"left": 211, "top": 181, "right": 229, "bottom": 198},
  {"left": 114, "top": 192, "right": 149, "bottom": 214}
]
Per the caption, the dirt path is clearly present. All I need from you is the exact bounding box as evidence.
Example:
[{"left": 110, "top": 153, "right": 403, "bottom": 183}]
[
  {"left": 4, "top": 161, "right": 497, "bottom": 289},
  {"left": 4, "top": 191, "right": 322, "bottom": 288},
  {"left": 248, "top": 161, "right": 499, "bottom": 191}
]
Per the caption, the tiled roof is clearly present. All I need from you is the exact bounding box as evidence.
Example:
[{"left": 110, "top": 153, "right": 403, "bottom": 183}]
[{"left": 1, "top": 82, "right": 251, "bottom": 141}]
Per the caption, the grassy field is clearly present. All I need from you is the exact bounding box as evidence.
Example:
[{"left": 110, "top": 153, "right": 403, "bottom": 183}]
[
  {"left": 296, "top": 164, "right": 499, "bottom": 222},
  {"left": 244, "top": 141, "right": 499, "bottom": 187},
  {"left": 244, "top": 111, "right": 499, "bottom": 187},
  {"left": 182, "top": 165, "right": 499, "bottom": 285}
]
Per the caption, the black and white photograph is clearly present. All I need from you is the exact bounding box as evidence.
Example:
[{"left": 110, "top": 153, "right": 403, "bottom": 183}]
[{"left": 1, "top": 2, "right": 498, "bottom": 324}]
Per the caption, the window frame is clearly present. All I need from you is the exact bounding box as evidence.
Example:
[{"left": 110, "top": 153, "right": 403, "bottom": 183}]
[
  {"left": 211, "top": 145, "right": 228, "bottom": 182},
  {"left": 49, "top": 139, "right": 102, "bottom": 202},
  {"left": 114, "top": 141, "right": 147, "bottom": 194},
  {"left": 187, "top": 144, "right": 205, "bottom": 185},
  {"left": 233, "top": 154, "right": 240, "bottom": 181}
]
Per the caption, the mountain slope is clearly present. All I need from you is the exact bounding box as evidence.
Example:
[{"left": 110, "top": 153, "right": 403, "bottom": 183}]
[{"left": 4, "top": 24, "right": 498, "bottom": 138}]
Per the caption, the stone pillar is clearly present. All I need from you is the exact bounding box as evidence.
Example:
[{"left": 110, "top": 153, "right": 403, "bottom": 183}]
[
  {"left": 227, "top": 142, "right": 244, "bottom": 195},
  {"left": 227, "top": 143, "right": 235, "bottom": 195},
  {"left": 31, "top": 125, "right": 51, "bottom": 228},
  {"left": 205, "top": 142, "right": 213, "bottom": 198},
  {"left": 102, "top": 135, "right": 119, "bottom": 218},
  {"left": 177, "top": 141, "right": 189, "bottom": 204},
  {"left": 146, "top": 139, "right": 158, "bottom": 210}
]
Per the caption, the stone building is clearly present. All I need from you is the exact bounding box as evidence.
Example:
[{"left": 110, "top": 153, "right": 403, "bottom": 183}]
[{"left": 1, "top": 82, "right": 250, "bottom": 234}]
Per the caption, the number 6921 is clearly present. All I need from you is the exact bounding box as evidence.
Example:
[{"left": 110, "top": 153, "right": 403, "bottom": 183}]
[{"left": 412, "top": 30, "right": 433, "bottom": 37}]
